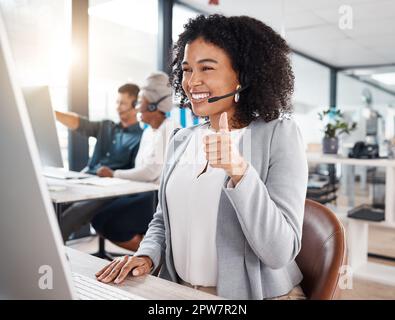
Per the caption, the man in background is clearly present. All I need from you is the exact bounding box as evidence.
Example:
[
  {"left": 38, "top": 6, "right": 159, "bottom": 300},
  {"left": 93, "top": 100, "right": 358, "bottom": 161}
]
[
  {"left": 92, "top": 72, "right": 178, "bottom": 252},
  {"left": 55, "top": 83, "right": 143, "bottom": 175},
  {"left": 55, "top": 83, "right": 143, "bottom": 241},
  {"left": 96, "top": 72, "right": 176, "bottom": 183}
]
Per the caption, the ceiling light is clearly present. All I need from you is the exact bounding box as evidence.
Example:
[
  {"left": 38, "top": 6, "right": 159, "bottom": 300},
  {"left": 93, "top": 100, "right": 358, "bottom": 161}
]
[{"left": 371, "top": 73, "right": 395, "bottom": 85}]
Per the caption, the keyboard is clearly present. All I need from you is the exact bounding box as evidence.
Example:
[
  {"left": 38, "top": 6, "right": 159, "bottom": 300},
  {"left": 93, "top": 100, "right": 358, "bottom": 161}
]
[
  {"left": 72, "top": 272, "right": 146, "bottom": 300},
  {"left": 43, "top": 166, "right": 92, "bottom": 180}
]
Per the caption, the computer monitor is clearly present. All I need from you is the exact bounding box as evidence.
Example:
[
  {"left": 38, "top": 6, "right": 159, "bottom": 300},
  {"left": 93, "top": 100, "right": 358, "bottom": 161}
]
[
  {"left": 0, "top": 12, "right": 144, "bottom": 300},
  {"left": 0, "top": 12, "right": 76, "bottom": 299},
  {"left": 22, "top": 85, "right": 64, "bottom": 168}
]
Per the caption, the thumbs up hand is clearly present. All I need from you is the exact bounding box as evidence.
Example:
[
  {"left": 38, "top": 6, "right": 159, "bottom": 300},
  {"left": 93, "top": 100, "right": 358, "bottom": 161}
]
[{"left": 203, "top": 112, "right": 248, "bottom": 184}]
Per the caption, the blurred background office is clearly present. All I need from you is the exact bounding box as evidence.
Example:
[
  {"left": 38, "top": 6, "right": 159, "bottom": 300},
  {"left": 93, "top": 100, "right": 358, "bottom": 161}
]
[
  {"left": 2, "top": 0, "right": 394, "bottom": 166},
  {"left": 1, "top": 0, "right": 395, "bottom": 299}
]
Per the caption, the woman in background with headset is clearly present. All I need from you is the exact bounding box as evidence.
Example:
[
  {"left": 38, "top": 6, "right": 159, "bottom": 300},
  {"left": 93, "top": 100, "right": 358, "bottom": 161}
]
[
  {"left": 93, "top": 71, "right": 178, "bottom": 252},
  {"left": 96, "top": 15, "right": 308, "bottom": 300}
]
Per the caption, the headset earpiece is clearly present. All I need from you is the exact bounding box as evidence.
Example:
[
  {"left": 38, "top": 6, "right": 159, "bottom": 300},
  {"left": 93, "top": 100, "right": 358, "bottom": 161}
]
[
  {"left": 234, "top": 85, "right": 241, "bottom": 103},
  {"left": 239, "top": 71, "right": 247, "bottom": 89},
  {"left": 146, "top": 94, "right": 171, "bottom": 112},
  {"left": 147, "top": 103, "right": 158, "bottom": 112}
]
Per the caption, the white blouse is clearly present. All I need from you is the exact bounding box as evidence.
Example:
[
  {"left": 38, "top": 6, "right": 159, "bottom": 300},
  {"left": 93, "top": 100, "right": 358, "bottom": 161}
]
[
  {"left": 166, "top": 123, "right": 245, "bottom": 286},
  {"left": 113, "top": 118, "right": 176, "bottom": 184}
]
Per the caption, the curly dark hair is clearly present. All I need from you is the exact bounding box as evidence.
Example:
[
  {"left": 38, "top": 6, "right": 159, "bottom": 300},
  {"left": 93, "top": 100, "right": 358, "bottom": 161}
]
[{"left": 170, "top": 14, "right": 294, "bottom": 125}]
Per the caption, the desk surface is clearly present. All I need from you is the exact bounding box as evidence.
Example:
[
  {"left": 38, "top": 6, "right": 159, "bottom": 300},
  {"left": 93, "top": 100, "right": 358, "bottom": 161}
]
[
  {"left": 47, "top": 178, "right": 159, "bottom": 204},
  {"left": 307, "top": 152, "right": 395, "bottom": 167},
  {"left": 66, "top": 247, "right": 223, "bottom": 300}
]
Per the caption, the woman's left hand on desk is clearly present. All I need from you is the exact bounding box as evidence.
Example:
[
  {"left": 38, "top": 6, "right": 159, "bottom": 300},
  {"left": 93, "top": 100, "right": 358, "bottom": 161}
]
[{"left": 95, "top": 255, "right": 152, "bottom": 284}]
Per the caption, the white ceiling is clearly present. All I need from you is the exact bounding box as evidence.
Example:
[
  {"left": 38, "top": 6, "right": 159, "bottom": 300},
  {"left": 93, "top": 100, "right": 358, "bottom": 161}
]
[{"left": 178, "top": 0, "right": 395, "bottom": 69}]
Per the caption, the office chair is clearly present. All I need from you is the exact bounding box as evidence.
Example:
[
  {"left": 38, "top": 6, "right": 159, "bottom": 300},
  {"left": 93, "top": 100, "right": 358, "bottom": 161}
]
[{"left": 296, "top": 199, "right": 347, "bottom": 300}]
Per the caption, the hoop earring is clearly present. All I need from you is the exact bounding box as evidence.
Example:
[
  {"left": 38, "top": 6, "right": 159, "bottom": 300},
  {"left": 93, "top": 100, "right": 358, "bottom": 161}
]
[{"left": 234, "top": 84, "right": 241, "bottom": 103}]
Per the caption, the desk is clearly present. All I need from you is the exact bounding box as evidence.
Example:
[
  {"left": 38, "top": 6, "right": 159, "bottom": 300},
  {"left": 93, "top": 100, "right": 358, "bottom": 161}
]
[
  {"left": 47, "top": 177, "right": 159, "bottom": 205},
  {"left": 307, "top": 153, "right": 395, "bottom": 227},
  {"left": 46, "top": 177, "right": 159, "bottom": 219},
  {"left": 67, "top": 247, "right": 223, "bottom": 300},
  {"left": 307, "top": 153, "right": 395, "bottom": 286},
  {"left": 47, "top": 177, "right": 159, "bottom": 257}
]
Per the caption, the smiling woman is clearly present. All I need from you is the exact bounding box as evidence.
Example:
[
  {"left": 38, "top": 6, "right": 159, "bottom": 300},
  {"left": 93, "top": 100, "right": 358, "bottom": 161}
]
[
  {"left": 179, "top": 38, "right": 240, "bottom": 129},
  {"left": 96, "top": 14, "right": 308, "bottom": 301},
  {"left": 171, "top": 14, "right": 295, "bottom": 128}
]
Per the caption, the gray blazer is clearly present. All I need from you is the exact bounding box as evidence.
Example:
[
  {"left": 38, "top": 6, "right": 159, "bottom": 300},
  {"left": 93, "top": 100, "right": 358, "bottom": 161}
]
[{"left": 134, "top": 116, "right": 308, "bottom": 300}]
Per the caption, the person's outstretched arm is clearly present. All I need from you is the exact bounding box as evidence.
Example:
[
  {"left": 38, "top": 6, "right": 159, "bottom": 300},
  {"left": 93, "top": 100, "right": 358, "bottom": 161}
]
[
  {"left": 55, "top": 110, "right": 101, "bottom": 138},
  {"left": 55, "top": 111, "right": 80, "bottom": 130}
]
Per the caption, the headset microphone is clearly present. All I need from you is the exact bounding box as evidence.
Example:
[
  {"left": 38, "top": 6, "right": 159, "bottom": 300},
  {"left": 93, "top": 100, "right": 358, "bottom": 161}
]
[{"left": 207, "top": 85, "right": 249, "bottom": 103}]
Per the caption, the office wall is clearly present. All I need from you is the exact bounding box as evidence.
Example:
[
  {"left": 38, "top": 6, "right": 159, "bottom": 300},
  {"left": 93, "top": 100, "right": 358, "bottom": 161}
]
[{"left": 291, "top": 53, "right": 331, "bottom": 147}]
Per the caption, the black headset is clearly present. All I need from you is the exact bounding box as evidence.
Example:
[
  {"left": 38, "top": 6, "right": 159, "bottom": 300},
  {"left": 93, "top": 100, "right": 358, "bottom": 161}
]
[
  {"left": 207, "top": 71, "right": 249, "bottom": 104},
  {"left": 146, "top": 94, "right": 172, "bottom": 112}
]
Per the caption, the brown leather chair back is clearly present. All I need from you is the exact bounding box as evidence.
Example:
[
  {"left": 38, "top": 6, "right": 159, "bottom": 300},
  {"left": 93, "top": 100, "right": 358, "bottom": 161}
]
[{"left": 296, "top": 199, "right": 347, "bottom": 300}]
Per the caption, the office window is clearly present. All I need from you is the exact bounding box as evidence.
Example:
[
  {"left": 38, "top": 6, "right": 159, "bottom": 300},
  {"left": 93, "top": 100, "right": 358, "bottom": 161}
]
[
  {"left": 337, "top": 73, "right": 395, "bottom": 146},
  {"left": 88, "top": 0, "right": 159, "bottom": 155},
  {"left": 0, "top": 0, "right": 71, "bottom": 167},
  {"left": 88, "top": 0, "right": 158, "bottom": 118},
  {"left": 171, "top": 3, "right": 201, "bottom": 127},
  {"left": 291, "top": 53, "right": 330, "bottom": 147}
]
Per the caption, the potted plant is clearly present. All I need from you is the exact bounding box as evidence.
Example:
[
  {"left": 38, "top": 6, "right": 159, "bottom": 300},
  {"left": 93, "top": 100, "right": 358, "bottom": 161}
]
[{"left": 318, "top": 107, "right": 357, "bottom": 154}]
